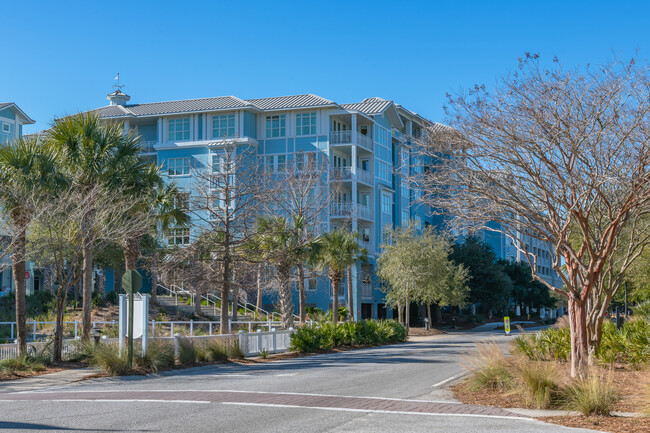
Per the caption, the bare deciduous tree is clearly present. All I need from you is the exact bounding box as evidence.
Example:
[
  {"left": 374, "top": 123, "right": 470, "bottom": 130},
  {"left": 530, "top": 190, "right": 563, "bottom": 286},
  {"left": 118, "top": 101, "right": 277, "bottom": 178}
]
[
  {"left": 31, "top": 185, "right": 150, "bottom": 360},
  {"left": 189, "top": 142, "right": 266, "bottom": 333},
  {"left": 414, "top": 54, "right": 650, "bottom": 378},
  {"left": 262, "top": 152, "right": 339, "bottom": 322}
]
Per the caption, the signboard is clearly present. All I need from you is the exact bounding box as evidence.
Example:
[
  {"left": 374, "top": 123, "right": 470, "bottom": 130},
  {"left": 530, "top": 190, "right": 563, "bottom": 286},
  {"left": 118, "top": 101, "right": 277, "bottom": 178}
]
[
  {"left": 25, "top": 271, "right": 31, "bottom": 280},
  {"left": 504, "top": 316, "right": 511, "bottom": 335},
  {"left": 126, "top": 293, "right": 144, "bottom": 338}
]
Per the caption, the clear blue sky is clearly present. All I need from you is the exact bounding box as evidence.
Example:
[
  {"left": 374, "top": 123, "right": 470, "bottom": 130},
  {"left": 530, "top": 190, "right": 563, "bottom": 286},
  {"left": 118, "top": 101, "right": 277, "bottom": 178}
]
[{"left": 3, "top": 0, "right": 649, "bottom": 133}]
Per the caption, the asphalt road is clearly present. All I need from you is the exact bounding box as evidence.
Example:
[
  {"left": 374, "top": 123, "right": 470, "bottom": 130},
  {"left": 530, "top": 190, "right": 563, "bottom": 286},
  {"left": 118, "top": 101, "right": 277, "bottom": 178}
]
[{"left": 0, "top": 331, "right": 598, "bottom": 433}]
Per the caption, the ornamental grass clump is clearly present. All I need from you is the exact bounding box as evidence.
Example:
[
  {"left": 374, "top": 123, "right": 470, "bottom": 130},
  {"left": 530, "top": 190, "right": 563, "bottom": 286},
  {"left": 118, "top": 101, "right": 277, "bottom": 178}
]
[
  {"left": 0, "top": 356, "right": 46, "bottom": 375},
  {"left": 177, "top": 338, "right": 208, "bottom": 364},
  {"left": 512, "top": 358, "right": 563, "bottom": 409},
  {"left": 89, "top": 343, "right": 130, "bottom": 376},
  {"left": 564, "top": 373, "right": 617, "bottom": 416},
  {"left": 134, "top": 340, "right": 175, "bottom": 373},
  {"left": 464, "top": 342, "right": 514, "bottom": 391}
]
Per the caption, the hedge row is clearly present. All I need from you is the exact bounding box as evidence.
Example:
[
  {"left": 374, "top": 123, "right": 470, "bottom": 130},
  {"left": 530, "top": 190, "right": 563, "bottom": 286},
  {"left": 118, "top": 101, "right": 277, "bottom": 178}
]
[{"left": 289, "top": 320, "right": 407, "bottom": 353}]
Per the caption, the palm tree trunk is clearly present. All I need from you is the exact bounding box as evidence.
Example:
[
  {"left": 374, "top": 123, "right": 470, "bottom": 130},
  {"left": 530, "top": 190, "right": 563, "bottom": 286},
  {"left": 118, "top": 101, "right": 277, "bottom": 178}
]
[
  {"left": 347, "top": 265, "right": 354, "bottom": 322},
  {"left": 297, "top": 264, "right": 306, "bottom": 323},
  {"left": 256, "top": 262, "right": 263, "bottom": 317},
  {"left": 331, "top": 276, "right": 339, "bottom": 323},
  {"left": 11, "top": 218, "right": 27, "bottom": 356},
  {"left": 277, "top": 264, "right": 294, "bottom": 329},
  {"left": 53, "top": 280, "right": 67, "bottom": 362},
  {"left": 123, "top": 235, "right": 141, "bottom": 272},
  {"left": 150, "top": 270, "right": 158, "bottom": 304},
  {"left": 81, "top": 212, "right": 95, "bottom": 341}
]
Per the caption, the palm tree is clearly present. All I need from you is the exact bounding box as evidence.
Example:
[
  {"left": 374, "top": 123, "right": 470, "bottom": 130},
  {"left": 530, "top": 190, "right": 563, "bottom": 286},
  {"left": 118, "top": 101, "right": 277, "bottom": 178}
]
[
  {"left": 0, "top": 137, "right": 62, "bottom": 355},
  {"left": 341, "top": 232, "right": 367, "bottom": 322},
  {"left": 313, "top": 228, "right": 352, "bottom": 323},
  {"left": 49, "top": 113, "right": 141, "bottom": 341},
  {"left": 249, "top": 215, "right": 304, "bottom": 329},
  {"left": 121, "top": 163, "right": 189, "bottom": 272}
]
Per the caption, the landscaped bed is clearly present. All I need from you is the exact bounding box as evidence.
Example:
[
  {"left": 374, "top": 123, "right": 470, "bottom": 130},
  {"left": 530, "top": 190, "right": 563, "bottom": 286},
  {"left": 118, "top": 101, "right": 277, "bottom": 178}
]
[{"left": 451, "top": 317, "right": 650, "bottom": 433}]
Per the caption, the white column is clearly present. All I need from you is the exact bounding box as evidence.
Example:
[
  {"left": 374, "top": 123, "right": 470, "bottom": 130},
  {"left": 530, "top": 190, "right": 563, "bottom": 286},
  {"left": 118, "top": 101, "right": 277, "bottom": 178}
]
[
  {"left": 157, "top": 118, "right": 162, "bottom": 144},
  {"left": 123, "top": 120, "right": 130, "bottom": 136}
]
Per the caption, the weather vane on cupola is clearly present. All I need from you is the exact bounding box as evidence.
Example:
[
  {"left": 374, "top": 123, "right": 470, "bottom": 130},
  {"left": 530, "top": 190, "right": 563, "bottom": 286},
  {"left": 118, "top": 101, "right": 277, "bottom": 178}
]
[{"left": 113, "top": 73, "right": 125, "bottom": 92}]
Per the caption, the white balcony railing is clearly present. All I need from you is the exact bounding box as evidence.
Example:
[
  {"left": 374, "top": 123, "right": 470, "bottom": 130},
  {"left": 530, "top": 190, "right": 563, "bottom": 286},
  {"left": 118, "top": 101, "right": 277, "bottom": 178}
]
[
  {"left": 357, "top": 204, "right": 373, "bottom": 220},
  {"left": 331, "top": 166, "right": 353, "bottom": 180},
  {"left": 330, "top": 202, "right": 354, "bottom": 217},
  {"left": 357, "top": 169, "right": 372, "bottom": 185},
  {"left": 140, "top": 140, "right": 157, "bottom": 153},
  {"left": 329, "top": 131, "right": 374, "bottom": 152}
]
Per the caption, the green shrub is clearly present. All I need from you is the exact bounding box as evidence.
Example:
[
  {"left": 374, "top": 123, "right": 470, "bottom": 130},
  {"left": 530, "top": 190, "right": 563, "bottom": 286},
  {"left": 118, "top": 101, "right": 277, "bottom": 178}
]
[
  {"left": 89, "top": 344, "right": 130, "bottom": 376},
  {"left": 289, "top": 320, "right": 407, "bottom": 353},
  {"left": 290, "top": 324, "right": 332, "bottom": 352},
  {"left": 134, "top": 340, "right": 175, "bottom": 372},
  {"left": 512, "top": 327, "right": 570, "bottom": 362},
  {"left": 564, "top": 374, "right": 617, "bottom": 415},
  {"left": 465, "top": 342, "right": 514, "bottom": 391},
  {"left": 91, "top": 292, "right": 104, "bottom": 309},
  {"left": 0, "top": 356, "right": 31, "bottom": 373},
  {"left": 105, "top": 290, "right": 118, "bottom": 305}
]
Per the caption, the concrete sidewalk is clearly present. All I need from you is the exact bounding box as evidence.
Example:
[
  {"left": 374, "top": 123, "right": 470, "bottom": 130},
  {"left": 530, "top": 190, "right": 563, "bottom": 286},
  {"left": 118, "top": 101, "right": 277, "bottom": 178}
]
[{"left": 0, "top": 367, "right": 100, "bottom": 393}]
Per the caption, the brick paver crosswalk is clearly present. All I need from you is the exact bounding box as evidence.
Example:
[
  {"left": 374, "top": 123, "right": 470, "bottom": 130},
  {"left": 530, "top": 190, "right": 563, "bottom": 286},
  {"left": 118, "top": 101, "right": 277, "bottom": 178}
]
[{"left": 0, "top": 390, "right": 526, "bottom": 420}]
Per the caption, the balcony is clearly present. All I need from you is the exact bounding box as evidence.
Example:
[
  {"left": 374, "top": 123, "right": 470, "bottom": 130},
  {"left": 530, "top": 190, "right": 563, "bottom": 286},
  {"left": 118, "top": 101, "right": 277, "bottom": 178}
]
[
  {"left": 357, "top": 169, "right": 372, "bottom": 185},
  {"left": 140, "top": 140, "right": 157, "bottom": 153},
  {"left": 330, "top": 202, "right": 353, "bottom": 218},
  {"left": 357, "top": 204, "right": 373, "bottom": 221},
  {"left": 331, "top": 167, "right": 353, "bottom": 181},
  {"left": 329, "top": 131, "right": 374, "bottom": 152},
  {"left": 330, "top": 167, "right": 372, "bottom": 185}
]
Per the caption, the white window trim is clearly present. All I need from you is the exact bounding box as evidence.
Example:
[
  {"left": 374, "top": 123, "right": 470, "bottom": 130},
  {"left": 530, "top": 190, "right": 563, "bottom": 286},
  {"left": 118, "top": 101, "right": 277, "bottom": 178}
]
[
  {"left": 296, "top": 112, "right": 317, "bottom": 136},
  {"left": 167, "top": 157, "right": 191, "bottom": 177}
]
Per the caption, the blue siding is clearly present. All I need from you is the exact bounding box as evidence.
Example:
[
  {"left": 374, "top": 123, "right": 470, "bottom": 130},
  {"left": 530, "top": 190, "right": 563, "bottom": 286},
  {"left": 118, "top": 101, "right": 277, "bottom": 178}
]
[
  {"left": 0, "top": 108, "right": 15, "bottom": 120},
  {"left": 244, "top": 111, "right": 257, "bottom": 138},
  {"left": 265, "top": 138, "right": 287, "bottom": 154},
  {"left": 137, "top": 123, "right": 157, "bottom": 141}
]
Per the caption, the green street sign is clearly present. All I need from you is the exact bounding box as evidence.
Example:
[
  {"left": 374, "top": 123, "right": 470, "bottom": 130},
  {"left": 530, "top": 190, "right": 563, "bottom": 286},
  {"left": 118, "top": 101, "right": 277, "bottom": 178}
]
[{"left": 122, "top": 270, "right": 143, "bottom": 294}]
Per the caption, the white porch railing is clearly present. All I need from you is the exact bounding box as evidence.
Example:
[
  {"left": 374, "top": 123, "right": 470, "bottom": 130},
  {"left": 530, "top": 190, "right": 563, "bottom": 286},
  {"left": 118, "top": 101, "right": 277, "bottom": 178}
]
[
  {"left": 329, "top": 131, "right": 374, "bottom": 152},
  {"left": 357, "top": 204, "right": 373, "bottom": 220},
  {"left": 357, "top": 169, "right": 372, "bottom": 184},
  {"left": 330, "top": 202, "right": 354, "bottom": 217},
  {"left": 140, "top": 140, "right": 157, "bottom": 153},
  {"left": 331, "top": 166, "right": 353, "bottom": 180}
]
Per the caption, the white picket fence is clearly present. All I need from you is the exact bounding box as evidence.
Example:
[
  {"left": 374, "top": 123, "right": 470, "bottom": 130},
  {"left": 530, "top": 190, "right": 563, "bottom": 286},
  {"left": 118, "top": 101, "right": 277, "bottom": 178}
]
[{"left": 0, "top": 329, "right": 293, "bottom": 361}]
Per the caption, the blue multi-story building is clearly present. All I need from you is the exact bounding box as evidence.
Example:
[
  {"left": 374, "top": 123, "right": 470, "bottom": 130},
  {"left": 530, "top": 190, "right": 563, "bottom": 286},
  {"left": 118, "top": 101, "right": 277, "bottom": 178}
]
[
  {"left": 0, "top": 103, "right": 36, "bottom": 296},
  {"left": 93, "top": 90, "right": 433, "bottom": 319}
]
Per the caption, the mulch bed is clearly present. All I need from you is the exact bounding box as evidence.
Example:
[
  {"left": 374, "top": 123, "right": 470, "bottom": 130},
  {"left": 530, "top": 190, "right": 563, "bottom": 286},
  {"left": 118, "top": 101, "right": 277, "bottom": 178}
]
[
  {"left": 0, "top": 366, "right": 64, "bottom": 381},
  {"left": 408, "top": 327, "right": 447, "bottom": 336},
  {"left": 452, "top": 361, "right": 650, "bottom": 433},
  {"left": 539, "top": 416, "right": 650, "bottom": 433}
]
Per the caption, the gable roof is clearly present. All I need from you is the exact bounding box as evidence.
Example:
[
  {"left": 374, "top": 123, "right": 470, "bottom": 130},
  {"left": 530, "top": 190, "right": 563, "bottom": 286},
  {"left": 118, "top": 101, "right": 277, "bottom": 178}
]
[
  {"left": 0, "top": 103, "right": 35, "bottom": 124},
  {"left": 341, "top": 97, "right": 394, "bottom": 115},
  {"left": 246, "top": 94, "right": 335, "bottom": 110},
  {"left": 91, "top": 96, "right": 253, "bottom": 118}
]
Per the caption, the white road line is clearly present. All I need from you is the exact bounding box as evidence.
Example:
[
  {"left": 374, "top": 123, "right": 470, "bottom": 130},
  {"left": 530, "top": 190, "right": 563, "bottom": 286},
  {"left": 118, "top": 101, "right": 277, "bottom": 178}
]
[
  {"left": 0, "top": 399, "right": 210, "bottom": 404},
  {"left": 11, "top": 389, "right": 462, "bottom": 404},
  {"left": 220, "top": 402, "right": 535, "bottom": 422},
  {"left": 431, "top": 371, "right": 467, "bottom": 388}
]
